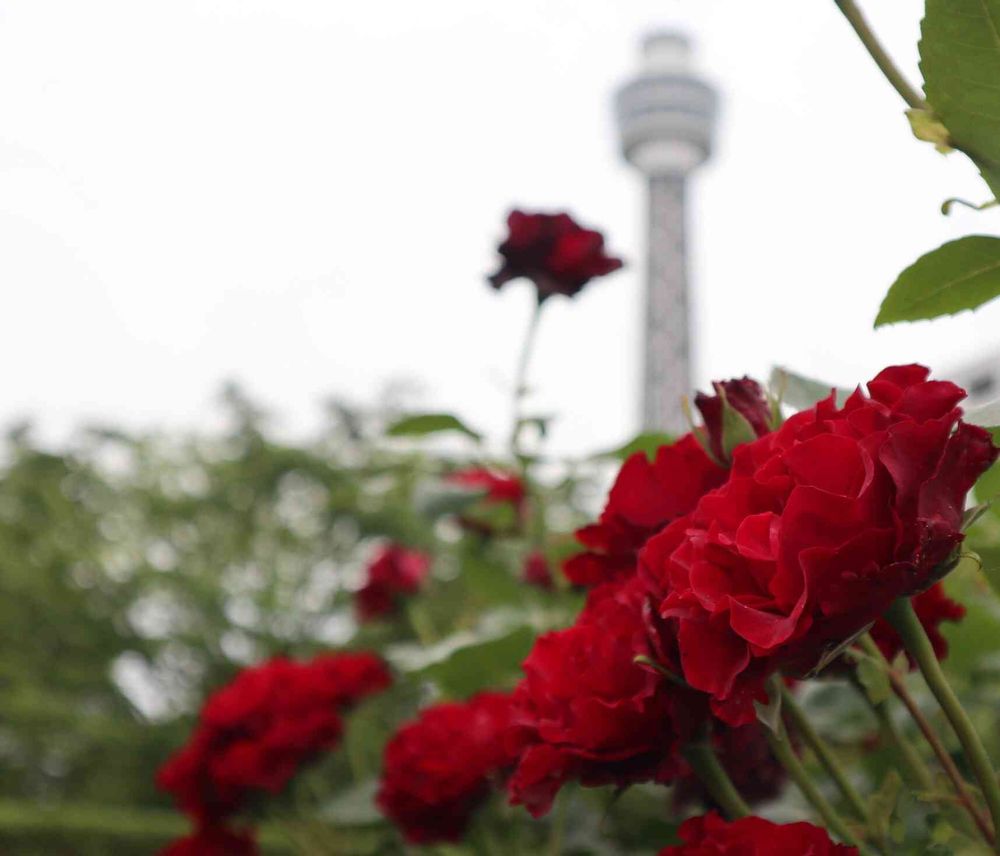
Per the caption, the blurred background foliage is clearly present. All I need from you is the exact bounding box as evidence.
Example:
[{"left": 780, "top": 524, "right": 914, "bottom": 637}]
[{"left": 6, "top": 378, "right": 1000, "bottom": 854}]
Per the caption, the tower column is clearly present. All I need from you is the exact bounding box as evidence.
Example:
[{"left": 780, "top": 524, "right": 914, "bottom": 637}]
[
  {"left": 644, "top": 174, "right": 689, "bottom": 434},
  {"left": 614, "top": 32, "right": 717, "bottom": 434}
]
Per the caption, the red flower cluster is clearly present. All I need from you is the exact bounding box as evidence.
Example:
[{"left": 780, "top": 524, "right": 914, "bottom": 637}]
[
  {"left": 660, "top": 812, "right": 857, "bottom": 855},
  {"left": 157, "top": 652, "right": 391, "bottom": 850},
  {"left": 869, "top": 582, "right": 965, "bottom": 666},
  {"left": 506, "top": 576, "right": 690, "bottom": 817},
  {"left": 488, "top": 210, "right": 623, "bottom": 301},
  {"left": 356, "top": 543, "right": 431, "bottom": 622},
  {"left": 446, "top": 466, "right": 526, "bottom": 535},
  {"left": 563, "top": 435, "right": 726, "bottom": 588},
  {"left": 522, "top": 550, "right": 553, "bottom": 590},
  {"left": 644, "top": 365, "right": 996, "bottom": 725},
  {"left": 377, "top": 692, "right": 515, "bottom": 844}
]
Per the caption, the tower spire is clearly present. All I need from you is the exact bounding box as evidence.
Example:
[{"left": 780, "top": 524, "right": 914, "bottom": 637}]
[{"left": 615, "top": 32, "right": 717, "bottom": 434}]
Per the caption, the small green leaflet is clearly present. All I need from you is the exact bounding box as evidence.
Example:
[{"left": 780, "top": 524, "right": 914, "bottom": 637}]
[
  {"left": 875, "top": 236, "right": 1000, "bottom": 327},
  {"left": 386, "top": 412, "right": 482, "bottom": 441}
]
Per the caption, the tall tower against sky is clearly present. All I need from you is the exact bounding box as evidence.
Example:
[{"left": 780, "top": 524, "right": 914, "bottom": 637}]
[{"left": 615, "top": 32, "right": 717, "bottom": 434}]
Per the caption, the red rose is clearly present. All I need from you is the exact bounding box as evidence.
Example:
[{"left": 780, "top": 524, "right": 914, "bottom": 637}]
[
  {"left": 158, "top": 653, "right": 391, "bottom": 824},
  {"left": 644, "top": 365, "right": 996, "bottom": 725},
  {"left": 160, "top": 825, "right": 258, "bottom": 856},
  {"left": 445, "top": 467, "right": 527, "bottom": 536},
  {"left": 488, "top": 210, "right": 623, "bottom": 301},
  {"left": 355, "top": 544, "right": 430, "bottom": 622},
  {"left": 869, "top": 582, "right": 965, "bottom": 666},
  {"left": 507, "top": 576, "right": 689, "bottom": 817},
  {"left": 660, "top": 812, "right": 857, "bottom": 855},
  {"left": 563, "top": 434, "right": 726, "bottom": 588},
  {"left": 522, "top": 550, "right": 553, "bottom": 589},
  {"left": 694, "top": 377, "right": 776, "bottom": 464},
  {"left": 377, "top": 692, "right": 515, "bottom": 844}
]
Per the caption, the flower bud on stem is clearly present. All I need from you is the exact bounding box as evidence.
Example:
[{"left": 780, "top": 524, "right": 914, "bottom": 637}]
[
  {"left": 886, "top": 597, "right": 1000, "bottom": 852},
  {"left": 680, "top": 740, "right": 751, "bottom": 821}
]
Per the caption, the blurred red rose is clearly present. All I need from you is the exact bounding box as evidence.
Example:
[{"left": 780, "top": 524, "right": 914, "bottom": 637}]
[
  {"left": 522, "top": 550, "right": 553, "bottom": 589},
  {"left": 157, "top": 653, "right": 391, "bottom": 825},
  {"left": 644, "top": 365, "right": 996, "bottom": 725},
  {"left": 488, "top": 210, "right": 623, "bottom": 301},
  {"left": 563, "top": 435, "right": 726, "bottom": 588},
  {"left": 869, "top": 582, "right": 965, "bottom": 666},
  {"left": 160, "top": 825, "right": 258, "bottom": 856},
  {"left": 507, "top": 576, "right": 690, "bottom": 817},
  {"left": 660, "top": 812, "right": 857, "bottom": 855},
  {"left": 356, "top": 543, "right": 431, "bottom": 622},
  {"left": 377, "top": 692, "right": 515, "bottom": 844},
  {"left": 446, "top": 466, "right": 526, "bottom": 535},
  {"left": 694, "top": 377, "right": 776, "bottom": 464}
]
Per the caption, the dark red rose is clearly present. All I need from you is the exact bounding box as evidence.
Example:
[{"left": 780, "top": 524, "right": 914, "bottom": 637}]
[
  {"left": 158, "top": 653, "right": 391, "bottom": 824},
  {"left": 644, "top": 365, "right": 997, "bottom": 726},
  {"left": 694, "top": 377, "right": 775, "bottom": 464},
  {"left": 377, "top": 692, "right": 515, "bottom": 844},
  {"left": 356, "top": 544, "right": 430, "bottom": 622},
  {"left": 673, "top": 723, "right": 787, "bottom": 812},
  {"left": 870, "top": 582, "right": 965, "bottom": 666},
  {"left": 659, "top": 812, "right": 857, "bottom": 855},
  {"left": 160, "top": 825, "right": 258, "bottom": 856},
  {"left": 507, "top": 575, "right": 689, "bottom": 817},
  {"left": 563, "top": 435, "right": 726, "bottom": 588},
  {"left": 522, "top": 550, "right": 553, "bottom": 589},
  {"left": 488, "top": 210, "right": 623, "bottom": 301}
]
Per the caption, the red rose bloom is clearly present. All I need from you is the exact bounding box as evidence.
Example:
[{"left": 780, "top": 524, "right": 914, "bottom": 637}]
[
  {"left": 644, "top": 365, "right": 996, "bottom": 725},
  {"left": 660, "top": 812, "right": 857, "bottom": 855},
  {"left": 158, "top": 653, "right": 391, "bottom": 824},
  {"left": 869, "top": 582, "right": 965, "bottom": 666},
  {"left": 446, "top": 467, "right": 525, "bottom": 506},
  {"left": 563, "top": 435, "right": 726, "bottom": 588},
  {"left": 160, "top": 825, "right": 258, "bottom": 856},
  {"left": 507, "top": 576, "right": 689, "bottom": 817},
  {"left": 694, "top": 377, "right": 776, "bottom": 464},
  {"left": 377, "top": 692, "right": 515, "bottom": 844},
  {"left": 488, "top": 210, "right": 623, "bottom": 301},
  {"left": 356, "top": 544, "right": 430, "bottom": 622},
  {"left": 522, "top": 550, "right": 553, "bottom": 589}
]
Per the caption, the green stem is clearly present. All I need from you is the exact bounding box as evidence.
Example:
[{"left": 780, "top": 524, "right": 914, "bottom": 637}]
[
  {"left": 885, "top": 599, "right": 1000, "bottom": 850},
  {"left": 763, "top": 713, "right": 867, "bottom": 852},
  {"left": 680, "top": 741, "right": 751, "bottom": 820},
  {"left": 510, "top": 299, "right": 544, "bottom": 458},
  {"left": 833, "top": 0, "right": 926, "bottom": 109},
  {"left": 780, "top": 683, "right": 871, "bottom": 824},
  {"left": 850, "top": 670, "right": 934, "bottom": 791},
  {"left": 548, "top": 789, "right": 567, "bottom": 856}
]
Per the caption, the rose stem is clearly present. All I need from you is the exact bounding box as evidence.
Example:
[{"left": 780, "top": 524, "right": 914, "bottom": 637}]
[
  {"left": 886, "top": 597, "right": 1000, "bottom": 852},
  {"left": 762, "top": 681, "right": 872, "bottom": 853},
  {"left": 859, "top": 632, "right": 995, "bottom": 844},
  {"left": 509, "top": 297, "right": 545, "bottom": 459},
  {"left": 779, "top": 682, "right": 871, "bottom": 825},
  {"left": 847, "top": 669, "right": 934, "bottom": 791},
  {"left": 680, "top": 741, "right": 751, "bottom": 820},
  {"left": 833, "top": 0, "right": 926, "bottom": 109}
]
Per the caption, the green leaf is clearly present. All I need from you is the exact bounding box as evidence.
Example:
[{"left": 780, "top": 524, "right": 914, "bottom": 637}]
[
  {"left": 593, "top": 431, "right": 674, "bottom": 462},
  {"left": 753, "top": 684, "right": 782, "bottom": 734},
  {"left": 875, "top": 236, "right": 1000, "bottom": 326},
  {"left": 920, "top": 0, "right": 1000, "bottom": 198},
  {"left": 769, "top": 367, "right": 850, "bottom": 412},
  {"left": 386, "top": 412, "right": 482, "bottom": 441},
  {"left": 869, "top": 770, "right": 903, "bottom": 846},
  {"left": 718, "top": 388, "right": 758, "bottom": 459}
]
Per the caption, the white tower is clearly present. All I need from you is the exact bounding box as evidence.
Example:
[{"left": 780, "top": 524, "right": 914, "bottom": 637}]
[{"left": 615, "top": 33, "right": 717, "bottom": 434}]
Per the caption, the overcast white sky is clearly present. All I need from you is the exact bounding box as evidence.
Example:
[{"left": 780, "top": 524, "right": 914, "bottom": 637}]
[{"left": 0, "top": 1, "right": 997, "bottom": 455}]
